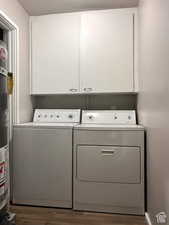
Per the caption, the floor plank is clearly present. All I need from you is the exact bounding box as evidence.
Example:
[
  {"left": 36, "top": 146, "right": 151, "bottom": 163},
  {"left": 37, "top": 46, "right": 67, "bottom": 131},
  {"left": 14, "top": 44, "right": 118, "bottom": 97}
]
[{"left": 10, "top": 205, "right": 146, "bottom": 225}]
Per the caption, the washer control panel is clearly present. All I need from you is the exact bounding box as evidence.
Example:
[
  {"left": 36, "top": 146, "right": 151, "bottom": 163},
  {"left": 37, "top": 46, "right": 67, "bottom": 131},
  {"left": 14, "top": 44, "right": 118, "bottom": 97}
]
[
  {"left": 33, "top": 109, "right": 81, "bottom": 123},
  {"left": 82, "top": 110, "right": 136, "bottom": 125}
]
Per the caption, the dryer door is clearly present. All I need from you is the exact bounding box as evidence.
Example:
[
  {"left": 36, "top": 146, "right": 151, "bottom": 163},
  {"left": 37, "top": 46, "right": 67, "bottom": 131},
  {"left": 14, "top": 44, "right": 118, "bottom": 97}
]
[{"left": 76, "top": 145, "right": 141, "bottom": 184}]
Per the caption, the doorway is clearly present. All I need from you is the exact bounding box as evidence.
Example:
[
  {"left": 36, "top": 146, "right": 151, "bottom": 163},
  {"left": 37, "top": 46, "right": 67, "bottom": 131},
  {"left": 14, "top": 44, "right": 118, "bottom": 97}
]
[{"left": 0, "top": 10, "right": 19, "bottom": 202}]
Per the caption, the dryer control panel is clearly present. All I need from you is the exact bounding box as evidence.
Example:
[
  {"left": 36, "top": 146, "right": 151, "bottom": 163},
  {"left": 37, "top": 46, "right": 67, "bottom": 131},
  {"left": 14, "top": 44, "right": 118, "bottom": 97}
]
[
  {"left": 82, "top": 110, "right": 136, "bottom": 125},
  {"left": 33, "top": 109, "right": 81, "bottom": 123}
]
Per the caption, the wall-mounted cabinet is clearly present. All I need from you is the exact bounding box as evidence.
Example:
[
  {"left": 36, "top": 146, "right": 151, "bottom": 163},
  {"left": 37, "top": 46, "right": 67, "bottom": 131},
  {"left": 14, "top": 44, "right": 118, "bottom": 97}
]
[
  {"left": 30, "top": 13, "right": 80, "bottom": 94},
  {"left": 30, "top": 9, "right": 138, "bottom": 95},
  {"left": 80, "top": 10, "right": 134, "bottom": 93}
]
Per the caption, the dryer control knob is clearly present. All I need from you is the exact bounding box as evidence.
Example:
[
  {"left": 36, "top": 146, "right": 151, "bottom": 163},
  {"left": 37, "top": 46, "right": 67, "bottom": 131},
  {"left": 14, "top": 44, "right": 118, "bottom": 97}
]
[
  {"left": 128, "top": 115, "right": 132, "bottom": 120},
  {"left": 88, "top": 115, "right": 94, "bottom": 120}
]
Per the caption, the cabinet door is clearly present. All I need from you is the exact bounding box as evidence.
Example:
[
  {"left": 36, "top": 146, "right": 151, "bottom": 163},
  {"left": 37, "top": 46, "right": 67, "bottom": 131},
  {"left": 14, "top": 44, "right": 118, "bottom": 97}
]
[
  {"left": 31, "top": 13, "right": 80, "bottom": 94},
  {"left": 80, "top": 10, "right": 134, "bottom": 93}
]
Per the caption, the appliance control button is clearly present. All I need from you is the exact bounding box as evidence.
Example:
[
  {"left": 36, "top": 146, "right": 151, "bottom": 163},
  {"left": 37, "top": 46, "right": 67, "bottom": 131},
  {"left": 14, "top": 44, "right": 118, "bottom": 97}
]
[
  {"left": 44, "top": 115, "right": 47, "bottom": 118},
  {"left": 68, "top": 114, "right": 73, "bottom": 119},
  {"left": 114, "top": 116, "right": 118, "bottom": 120},
  {"left": 128, "top": 116, "right": 132, "bottom": 120},
  {"left": 56, "top": 115, "right": 60, "bottom": 118},
  {"left": 88, "top": 115, "right": 93, "bottom": 120}
]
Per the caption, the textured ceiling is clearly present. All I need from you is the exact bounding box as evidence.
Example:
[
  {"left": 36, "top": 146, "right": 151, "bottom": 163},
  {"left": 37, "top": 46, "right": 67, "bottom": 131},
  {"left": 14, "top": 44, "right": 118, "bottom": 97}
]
[{"left": 18, "top": 0, "right": 139, "bottom": 16}]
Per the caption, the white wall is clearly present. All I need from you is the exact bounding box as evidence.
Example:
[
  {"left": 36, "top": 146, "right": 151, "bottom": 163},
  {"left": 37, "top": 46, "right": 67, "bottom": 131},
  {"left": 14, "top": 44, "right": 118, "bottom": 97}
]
[
  {"left": 138, "top": 0, "right": 169, "bottom": 224},
  {"left": 0, "top": 0, "right": 32, "bottom": 123}
]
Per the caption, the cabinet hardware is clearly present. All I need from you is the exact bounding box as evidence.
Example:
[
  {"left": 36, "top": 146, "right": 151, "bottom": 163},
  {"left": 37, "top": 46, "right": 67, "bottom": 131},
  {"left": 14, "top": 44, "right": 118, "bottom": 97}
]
[
  {"left": 69, "top": 88, "right": 77, "bottom": 92},
  {"left": 83, "top": 88, "right": 93, "bottom": 92}
]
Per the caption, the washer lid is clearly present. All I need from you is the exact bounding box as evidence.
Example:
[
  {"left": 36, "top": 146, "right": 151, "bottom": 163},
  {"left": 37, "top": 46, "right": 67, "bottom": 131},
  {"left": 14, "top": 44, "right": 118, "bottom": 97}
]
[
  {"left": 13, "top": 122, "right": 79, "bottom": 128},
  {"left": 82, "top": 110, "right": 136, "bottom": 125}
]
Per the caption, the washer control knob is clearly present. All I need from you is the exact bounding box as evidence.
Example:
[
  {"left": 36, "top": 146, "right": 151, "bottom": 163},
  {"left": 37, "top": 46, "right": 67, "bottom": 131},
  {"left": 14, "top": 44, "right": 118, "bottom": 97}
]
[
  {"left": 56, "top": 115, "right": 60, "bottom": 118},
  {"left": 38, "top": 114, "right": 41, "bottom": 118},
  {"left": 114, "top": 116, "right": 118, "bottom": 120},
  {"left": 128, "top": 115, "right": 132, "bottom": 120},
  {"left": 68, "top": 114, "right": 73, "bottom": 119}
]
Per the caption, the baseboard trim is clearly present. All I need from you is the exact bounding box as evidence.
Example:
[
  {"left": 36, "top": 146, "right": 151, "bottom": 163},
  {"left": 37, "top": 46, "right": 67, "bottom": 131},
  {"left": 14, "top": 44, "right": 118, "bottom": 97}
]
[{"left": 145, "top": 212, "right": 153, "bottom": 225}]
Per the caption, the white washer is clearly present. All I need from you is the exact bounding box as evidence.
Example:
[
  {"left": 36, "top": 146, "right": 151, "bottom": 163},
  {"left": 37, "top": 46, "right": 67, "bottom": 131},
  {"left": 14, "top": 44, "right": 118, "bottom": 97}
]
[
  {"left": 12, "top": 109, "right": 80, "bottom": 208},
  {"left": 73, "top": 110, "right": 145, "bottom": 215}
]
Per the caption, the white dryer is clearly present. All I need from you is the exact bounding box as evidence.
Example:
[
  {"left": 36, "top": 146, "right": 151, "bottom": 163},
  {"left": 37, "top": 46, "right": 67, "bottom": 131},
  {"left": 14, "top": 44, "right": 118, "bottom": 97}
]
[
  {"left": 12, "top": 109, "right": 80, "bottom": 208},
  {"left": 73, "top": 110, "right": 145, "bottom": 215}
]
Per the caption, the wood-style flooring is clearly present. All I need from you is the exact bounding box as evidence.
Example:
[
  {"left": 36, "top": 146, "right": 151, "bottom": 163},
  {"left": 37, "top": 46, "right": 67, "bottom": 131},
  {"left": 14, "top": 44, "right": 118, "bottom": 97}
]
[{"left": 10, "top": 205, "right": 146, "bottom": 225}]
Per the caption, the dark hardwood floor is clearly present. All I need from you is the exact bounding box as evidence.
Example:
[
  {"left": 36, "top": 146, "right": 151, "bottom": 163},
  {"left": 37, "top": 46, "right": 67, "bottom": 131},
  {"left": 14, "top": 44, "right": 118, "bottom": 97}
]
[{"left": 10, "top": 205, "right": 146, "bottom": 225}]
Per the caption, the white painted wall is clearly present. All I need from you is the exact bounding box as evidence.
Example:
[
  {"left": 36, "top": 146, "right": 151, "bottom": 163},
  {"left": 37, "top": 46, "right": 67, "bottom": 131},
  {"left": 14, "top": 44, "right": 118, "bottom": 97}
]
[
  {"left": 0, "top": 0, "right": 32, "bottom": 123},
  {"left": 138, "top": 0, "right": 169, "bottom": 224}
]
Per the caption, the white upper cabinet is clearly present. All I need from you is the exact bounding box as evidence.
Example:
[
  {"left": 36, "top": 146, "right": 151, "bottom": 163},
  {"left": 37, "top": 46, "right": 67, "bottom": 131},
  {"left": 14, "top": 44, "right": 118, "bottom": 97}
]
[
  {"left": 80, "top": 9, "right": 135, "bottom": 93},
  {"left": 30, "top": 9, "right": 137, "bottom": 94},
  {"left": 30, "top": 13, "right": 80, "bottom": 94}
]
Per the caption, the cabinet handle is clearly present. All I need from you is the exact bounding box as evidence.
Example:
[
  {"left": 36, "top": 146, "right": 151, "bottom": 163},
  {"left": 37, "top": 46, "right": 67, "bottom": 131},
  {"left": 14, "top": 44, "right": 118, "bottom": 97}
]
[
  {"left": 84, "top": 88, "right": 93, "bottom": 92},
  {"left": 69, "top": 88, "right": 77, "bottom": 92}
]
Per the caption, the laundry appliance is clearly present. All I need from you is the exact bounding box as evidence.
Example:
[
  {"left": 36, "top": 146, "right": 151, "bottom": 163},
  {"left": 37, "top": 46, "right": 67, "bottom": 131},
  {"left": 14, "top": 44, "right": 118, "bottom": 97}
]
[
  {"left": 73, "top": 110, "right": 145, "bottom": 215},
  {"left": 12, "top": 109, "right": 80, "bottom": 208}
]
